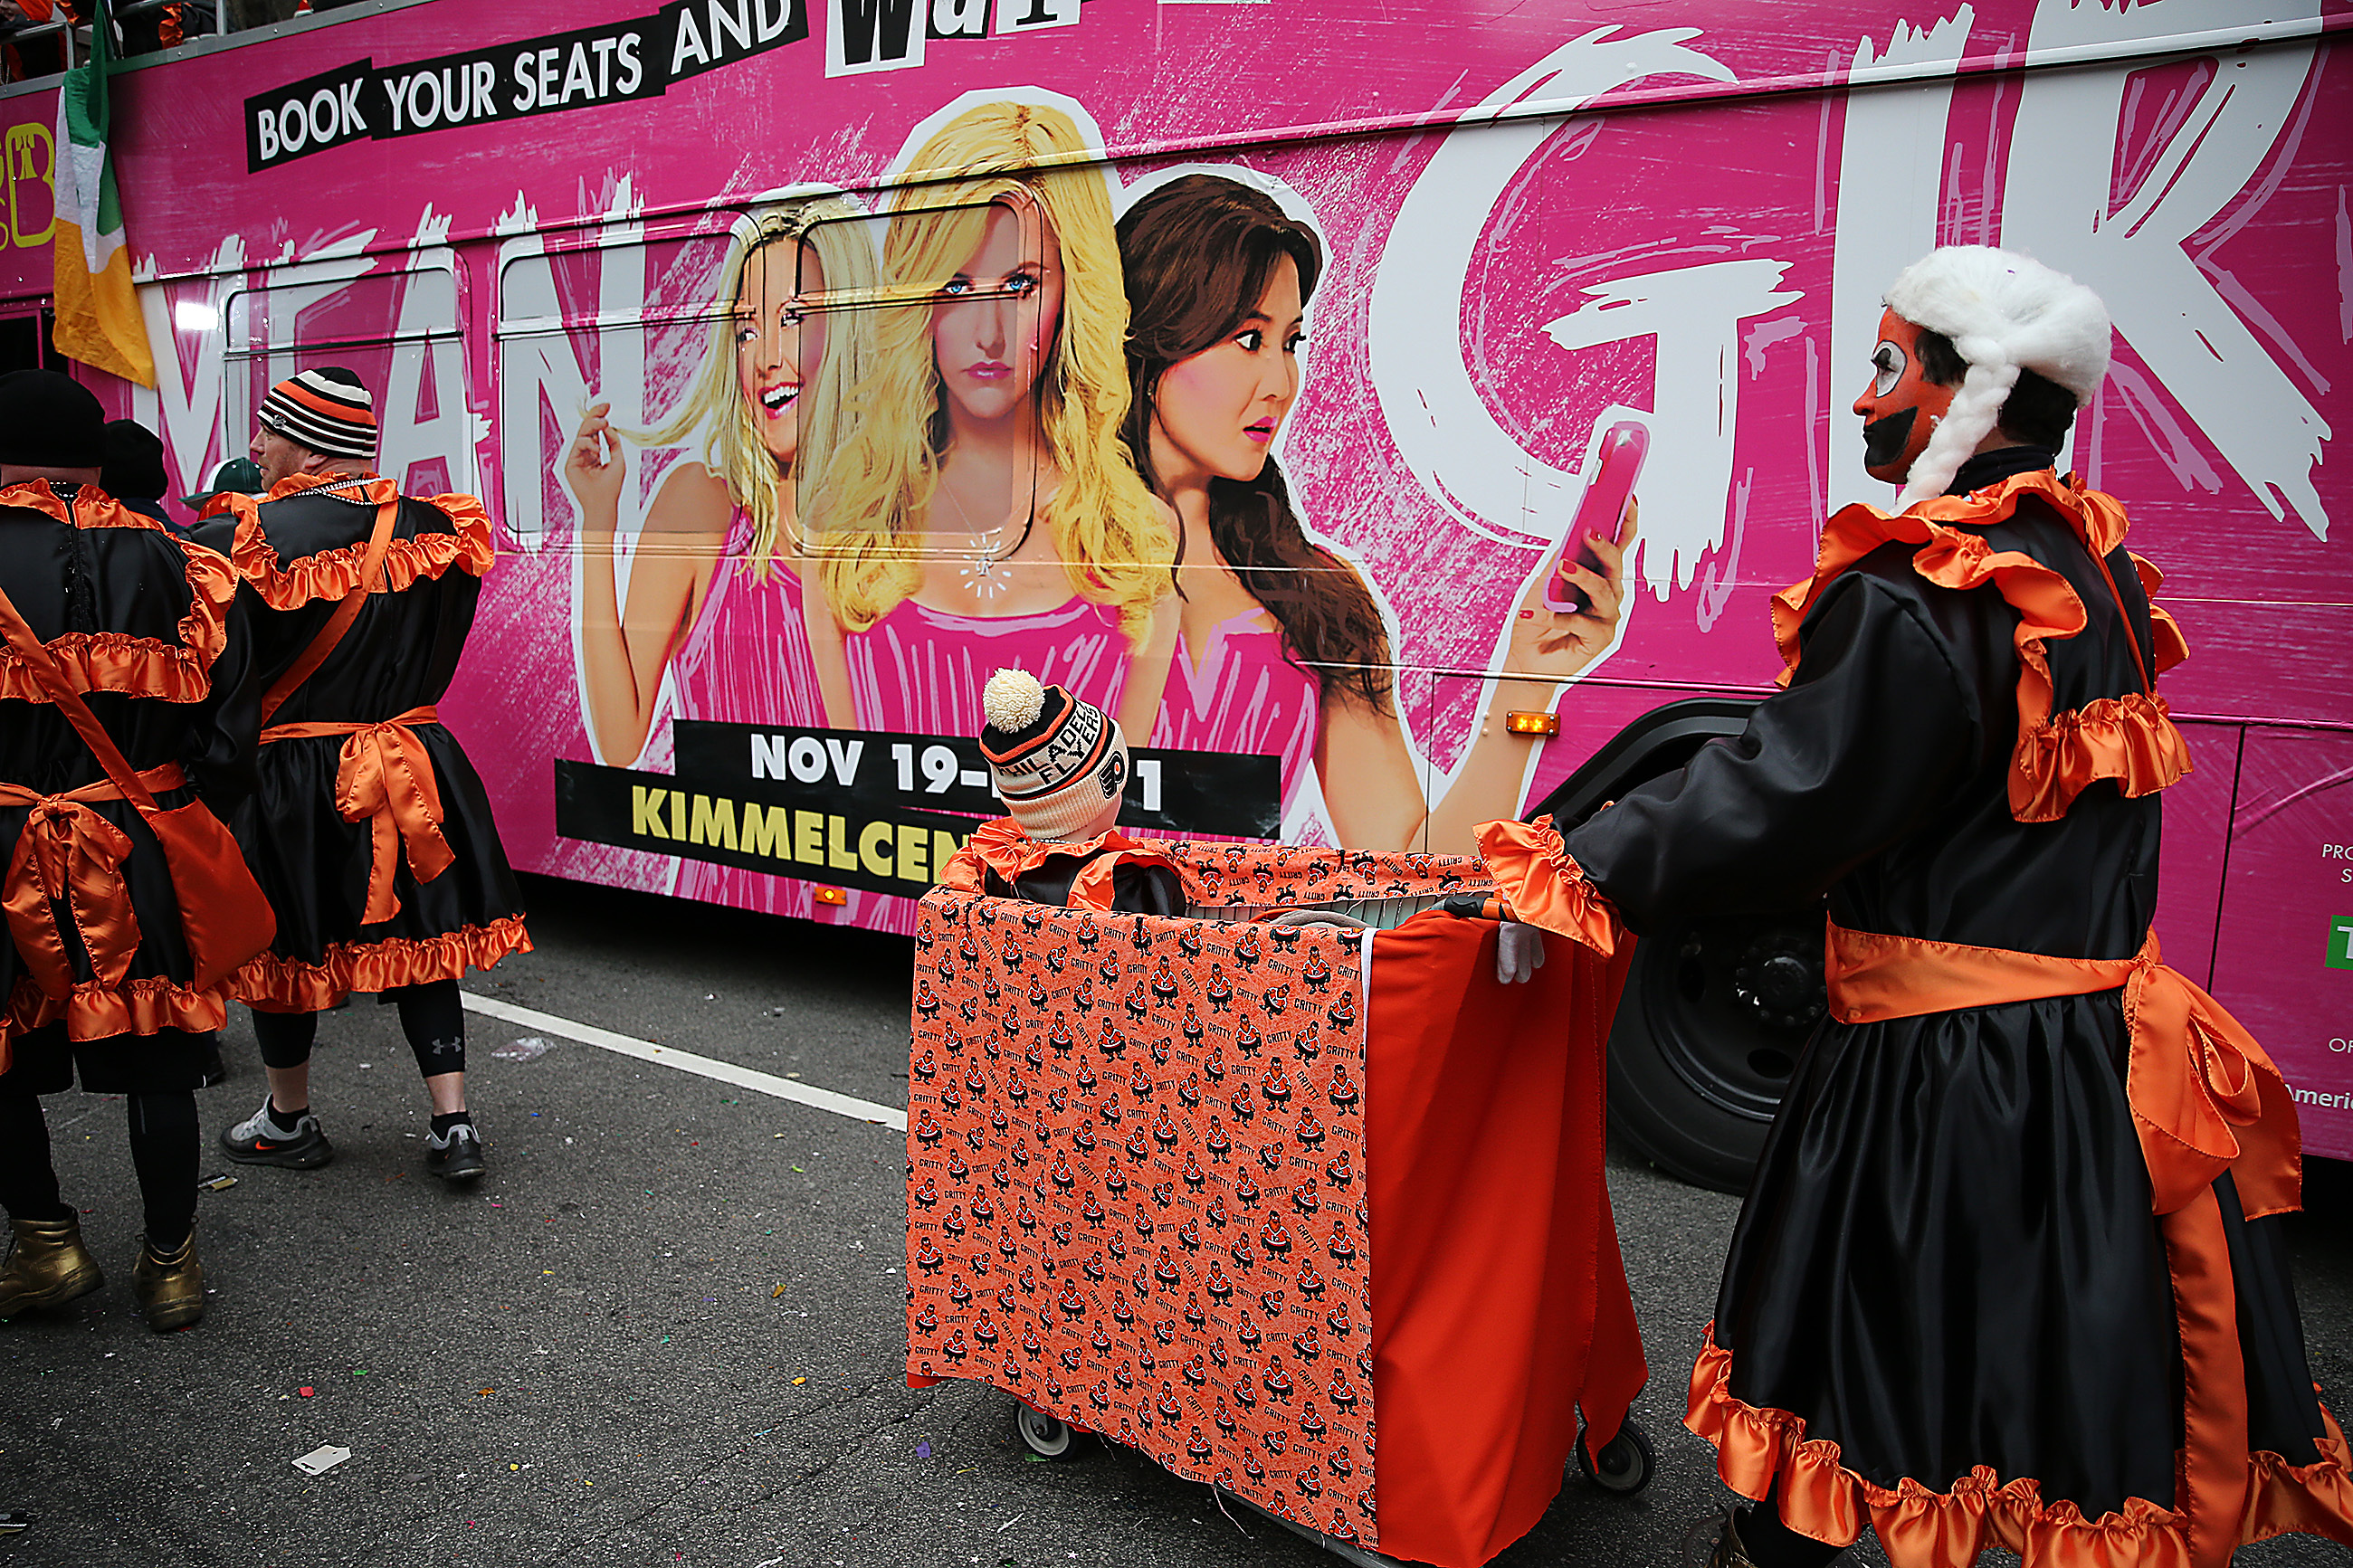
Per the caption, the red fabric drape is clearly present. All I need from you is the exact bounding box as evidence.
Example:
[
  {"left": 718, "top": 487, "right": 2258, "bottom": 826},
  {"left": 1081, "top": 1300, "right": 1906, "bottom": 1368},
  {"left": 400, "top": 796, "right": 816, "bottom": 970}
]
[{"left": 1367, "top": 914, "right": 1642, "bottom": 1567}]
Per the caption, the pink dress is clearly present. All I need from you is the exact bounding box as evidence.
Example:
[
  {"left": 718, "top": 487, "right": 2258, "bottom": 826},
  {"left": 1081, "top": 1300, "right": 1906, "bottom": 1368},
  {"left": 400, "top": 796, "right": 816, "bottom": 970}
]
[
  {"left": 830, "top": 593, "right": 1138, "bottom": 936},
  {"left": 843, "top": 594, "right": 1133, "bottom": 736},
  {"left": 665, "top": 507, "right": 824, "bottom": 918},
  {"left": 1152, "top": 610, "right": 1320, "bottom": 826}
]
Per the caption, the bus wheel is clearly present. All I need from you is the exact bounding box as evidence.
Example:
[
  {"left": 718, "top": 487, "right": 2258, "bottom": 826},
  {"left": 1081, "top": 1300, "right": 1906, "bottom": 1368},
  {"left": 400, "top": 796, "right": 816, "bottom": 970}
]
[{"left": 1605, "top": 909, "right": 1824, "bottom": 1193}]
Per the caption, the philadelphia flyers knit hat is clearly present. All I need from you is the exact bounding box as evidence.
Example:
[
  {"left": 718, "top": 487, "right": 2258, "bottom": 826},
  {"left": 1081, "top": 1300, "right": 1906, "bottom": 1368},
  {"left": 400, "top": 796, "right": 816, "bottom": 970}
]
[
  {"left": 258, "top": 366, "right": 377, "bottom": 460},
  {"left": 979, "top": 668, "right": 1130, "bottom": 842}
]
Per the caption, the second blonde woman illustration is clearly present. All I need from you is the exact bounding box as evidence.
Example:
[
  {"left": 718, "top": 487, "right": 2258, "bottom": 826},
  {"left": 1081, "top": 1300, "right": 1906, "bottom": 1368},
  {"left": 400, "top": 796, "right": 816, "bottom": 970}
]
[
  {"left": 564, "top": 192, "right": 874, "bottom": 913},
  {"left": 804, "top": 97, "right": 1177, "bottom": 741}
]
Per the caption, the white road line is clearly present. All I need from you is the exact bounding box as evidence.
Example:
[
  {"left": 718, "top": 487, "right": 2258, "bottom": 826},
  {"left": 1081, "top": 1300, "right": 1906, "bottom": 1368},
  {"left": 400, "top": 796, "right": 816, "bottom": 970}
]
[{"left": 460, "top": 992, "right": 907, "bottom": 1132}]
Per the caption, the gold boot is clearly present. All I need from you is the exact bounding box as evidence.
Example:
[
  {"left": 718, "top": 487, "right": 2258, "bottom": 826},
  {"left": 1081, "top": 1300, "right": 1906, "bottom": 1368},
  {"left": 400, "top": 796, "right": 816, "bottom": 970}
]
[
  {"left": 132, "top": 1226, "right": 205, "bottom": 1332},
  {"left": 0, "top": 1214, "right": 104, "bottom": 1319}
]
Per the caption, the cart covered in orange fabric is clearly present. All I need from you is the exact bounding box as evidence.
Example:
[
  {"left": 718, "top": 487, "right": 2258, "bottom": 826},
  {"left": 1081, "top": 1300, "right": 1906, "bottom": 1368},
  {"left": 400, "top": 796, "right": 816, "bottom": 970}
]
[{"left": 904, "top": 838, "right": 1642, "bottom": 1566}]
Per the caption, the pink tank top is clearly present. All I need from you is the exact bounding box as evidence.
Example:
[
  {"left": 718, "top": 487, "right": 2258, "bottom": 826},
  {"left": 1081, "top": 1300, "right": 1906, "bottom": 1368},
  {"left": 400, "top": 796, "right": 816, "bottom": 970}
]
[
  {"left": 668, "top": 508, "right": 824, "bottom": 917},
  {"left": 1154, "top": 611, "right": 1319, "bottom": 818},
  {"left": 668, "top": 507, "right": 823, "bottom": 731},
  {"left": 843, "top": 594, "right": 1132, "bottom": 736}
]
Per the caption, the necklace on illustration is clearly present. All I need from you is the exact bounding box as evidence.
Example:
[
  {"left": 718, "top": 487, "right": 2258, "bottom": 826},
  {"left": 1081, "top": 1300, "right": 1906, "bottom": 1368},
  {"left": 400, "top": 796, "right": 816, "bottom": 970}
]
[{"left": 938, "top": 480, "right": 1037, "bottom": 603}]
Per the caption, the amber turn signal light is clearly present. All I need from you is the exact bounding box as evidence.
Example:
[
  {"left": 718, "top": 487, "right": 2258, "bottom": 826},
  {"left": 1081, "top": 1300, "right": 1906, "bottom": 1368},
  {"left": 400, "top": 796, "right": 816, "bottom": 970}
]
[
  {"left": 1504, "top": 710, "right": 1559, "bottom": 736},
  {"left": 813, "top": 886, "right": 849, "bottom": 906}
]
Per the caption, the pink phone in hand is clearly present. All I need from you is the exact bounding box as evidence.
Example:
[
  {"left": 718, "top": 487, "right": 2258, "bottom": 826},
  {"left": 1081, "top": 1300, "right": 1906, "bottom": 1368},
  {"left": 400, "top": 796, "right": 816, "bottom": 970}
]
[{"left": 1544, "top": 420, "right": 1647, "bottom": 614}]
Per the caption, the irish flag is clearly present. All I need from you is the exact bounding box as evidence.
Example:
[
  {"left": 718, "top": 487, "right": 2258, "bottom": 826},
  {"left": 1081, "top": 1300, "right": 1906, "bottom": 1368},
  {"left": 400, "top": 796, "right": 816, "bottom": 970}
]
[{"left": 52, "top": 6, "right": 155, "bottom": 388}]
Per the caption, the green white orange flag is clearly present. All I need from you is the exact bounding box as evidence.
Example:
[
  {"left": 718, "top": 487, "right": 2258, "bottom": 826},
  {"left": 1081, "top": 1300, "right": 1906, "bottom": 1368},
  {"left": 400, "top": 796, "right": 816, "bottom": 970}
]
[{"left": 52, "top": 6, "right": 155, "bottom": 387}]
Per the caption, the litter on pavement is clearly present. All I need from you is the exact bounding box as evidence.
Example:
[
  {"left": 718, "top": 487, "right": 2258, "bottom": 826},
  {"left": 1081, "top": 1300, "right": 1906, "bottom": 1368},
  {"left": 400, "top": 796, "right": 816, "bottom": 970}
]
[
  {"left": 292, "top": 1446, "right": 351, "bottom": 1476},
  {"left": 491, "top": 1037, "right": 554, "bottom": 1062}
]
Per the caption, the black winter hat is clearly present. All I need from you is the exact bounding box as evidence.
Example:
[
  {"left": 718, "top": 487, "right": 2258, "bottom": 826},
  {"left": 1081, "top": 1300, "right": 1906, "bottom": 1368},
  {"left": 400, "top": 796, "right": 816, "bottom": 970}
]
[
  {"left": 103, "top": 418, "right": 169, "bottom": 501},
  {"left": 0, "top": 370, "right": 108, "bottom": 469}
]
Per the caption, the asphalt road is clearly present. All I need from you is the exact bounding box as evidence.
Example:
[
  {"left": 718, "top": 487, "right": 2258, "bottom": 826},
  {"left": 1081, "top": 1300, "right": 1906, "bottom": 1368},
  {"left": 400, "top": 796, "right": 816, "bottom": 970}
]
[{"left": 4, "top": 875, "right": 2348, "bottom": 1568}]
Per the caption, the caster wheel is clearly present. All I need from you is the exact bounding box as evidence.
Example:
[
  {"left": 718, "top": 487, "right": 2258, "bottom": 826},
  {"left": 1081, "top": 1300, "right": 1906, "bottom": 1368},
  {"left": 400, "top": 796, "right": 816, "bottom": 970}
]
[
  {"left": 1575, "top": 1416, "right": 1654, "bottom": 1496},
  {"left": 1014, "top": 1402, "right": 1077, "bottom": 1459}
]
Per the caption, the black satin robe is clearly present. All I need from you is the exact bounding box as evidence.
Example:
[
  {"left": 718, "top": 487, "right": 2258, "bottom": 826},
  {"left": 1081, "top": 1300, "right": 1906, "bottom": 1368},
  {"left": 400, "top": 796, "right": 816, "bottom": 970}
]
[
  {"left": 1562, "top": 451, "right": 2329, "bottom": 1516},
  {"left": 190, "top": 483, "right": 523, "bottom": 975},
  {"left": 0, "top": 484, "right": 255, "bottom": 1029}
]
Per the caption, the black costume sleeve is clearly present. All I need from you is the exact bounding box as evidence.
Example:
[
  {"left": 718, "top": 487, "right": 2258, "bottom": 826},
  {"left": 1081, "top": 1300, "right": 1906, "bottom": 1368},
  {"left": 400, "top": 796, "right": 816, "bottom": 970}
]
[
  {"left": 186, "top": 513, "right": 233, "bottom": 557},
  {"left": 185, "top": 588, "right": 261, "bottom": 813},
  {"left": 1561, "top": 571, "right": 1982, "bottom": 934}
]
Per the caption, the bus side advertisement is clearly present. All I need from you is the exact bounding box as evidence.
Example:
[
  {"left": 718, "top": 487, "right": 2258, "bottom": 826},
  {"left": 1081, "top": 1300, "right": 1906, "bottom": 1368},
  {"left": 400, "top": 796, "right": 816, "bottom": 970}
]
[{"left": 0, "top": 0, "right": 2346, "bottom": 1158}]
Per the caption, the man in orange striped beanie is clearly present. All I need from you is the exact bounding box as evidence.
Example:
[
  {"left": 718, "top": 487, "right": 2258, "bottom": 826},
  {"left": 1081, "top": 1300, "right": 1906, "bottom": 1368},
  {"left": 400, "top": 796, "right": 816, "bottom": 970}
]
[
  {"left": 192, "top": 367, "right": 529, "bottom": 1188},
  {"left": 247, "top": 366, "right": 379, "bottom": 482}
]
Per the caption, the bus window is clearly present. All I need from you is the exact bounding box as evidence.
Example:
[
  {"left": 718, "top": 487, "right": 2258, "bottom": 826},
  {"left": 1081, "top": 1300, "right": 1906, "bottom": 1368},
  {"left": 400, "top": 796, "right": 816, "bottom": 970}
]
[
  {"left": 498, "top": 220, "right": 746, "bottom": 556},
  {"left": 223, "top": 261, "right": 467, "bottom": 495},
  {"left": 790, "top": 196, "right": 1053, "bottom": 575},
  {"left": 0, "top": 306, "right": 59, "bottom": 375}
]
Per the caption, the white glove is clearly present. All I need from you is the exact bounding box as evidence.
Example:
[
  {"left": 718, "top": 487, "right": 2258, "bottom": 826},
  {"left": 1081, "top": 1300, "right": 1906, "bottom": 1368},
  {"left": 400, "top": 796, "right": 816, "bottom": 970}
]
[{"left": 1496, "top": 921, "right": 1548, "bottom": 985}]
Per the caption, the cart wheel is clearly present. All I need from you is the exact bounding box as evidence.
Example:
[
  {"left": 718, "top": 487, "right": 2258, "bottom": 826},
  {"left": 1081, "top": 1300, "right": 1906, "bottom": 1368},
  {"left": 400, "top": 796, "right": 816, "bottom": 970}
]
[
  {"left": 1013, "top": 1402, "right": 1078, "bottom": 1459},
  {"left": 1575, "top": 1417, "right": 1654, "bottom": 1496}
]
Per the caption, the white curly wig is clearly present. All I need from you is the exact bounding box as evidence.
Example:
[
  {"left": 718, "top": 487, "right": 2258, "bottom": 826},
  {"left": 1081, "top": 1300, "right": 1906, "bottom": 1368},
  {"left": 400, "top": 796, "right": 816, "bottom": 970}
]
[{"left": 1883, "top": 246, "right": 2113, "bottom": 509}]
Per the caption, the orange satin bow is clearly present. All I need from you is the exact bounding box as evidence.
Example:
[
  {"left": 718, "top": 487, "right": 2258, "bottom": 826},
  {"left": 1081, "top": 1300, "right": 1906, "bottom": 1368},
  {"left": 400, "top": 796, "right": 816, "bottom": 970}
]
[
  {"left": 1, "top": 764, "right": 185, "bottom": 996},
  {"left": 1824, "top": 922, "right": 2299, "bottom": 1219},
  {"left": 261, "top": 706, "right": 452, "bottom": 925}
]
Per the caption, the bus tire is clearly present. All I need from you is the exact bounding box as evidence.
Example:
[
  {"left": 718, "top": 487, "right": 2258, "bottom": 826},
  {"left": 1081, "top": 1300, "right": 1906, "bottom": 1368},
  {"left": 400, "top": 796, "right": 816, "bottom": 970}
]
[{"left": 1605, "top": 908, "right": 1825, "bottom": 1194}]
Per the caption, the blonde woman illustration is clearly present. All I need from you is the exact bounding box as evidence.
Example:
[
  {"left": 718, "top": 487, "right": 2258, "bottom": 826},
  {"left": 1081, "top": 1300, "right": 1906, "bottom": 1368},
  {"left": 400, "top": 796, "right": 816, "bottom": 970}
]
[
  {"left": 563, "top": 193, "right": 875, "bottom": 913},
  {"left": 804, "top": 97, "right": 1178, "bottom": 742}
]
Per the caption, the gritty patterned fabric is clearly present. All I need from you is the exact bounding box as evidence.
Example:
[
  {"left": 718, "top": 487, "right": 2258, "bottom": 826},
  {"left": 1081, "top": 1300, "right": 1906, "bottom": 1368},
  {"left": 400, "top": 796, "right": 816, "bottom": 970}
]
[
  {"left": 1170, "top": 842, "right": 1484, "bottom": 910},
  {"left": 905, "top": 847, "right": 1491, "bottom": 1546}
]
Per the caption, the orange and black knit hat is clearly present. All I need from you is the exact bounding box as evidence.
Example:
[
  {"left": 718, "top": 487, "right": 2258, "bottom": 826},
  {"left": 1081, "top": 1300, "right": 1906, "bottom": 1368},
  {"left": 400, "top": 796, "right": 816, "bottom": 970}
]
[
  {"left": 258, "top": 366, "right": 376, "bottom": 460},
  {"left": 979, "top": 668, "right": 1129, "bottom": 842}
]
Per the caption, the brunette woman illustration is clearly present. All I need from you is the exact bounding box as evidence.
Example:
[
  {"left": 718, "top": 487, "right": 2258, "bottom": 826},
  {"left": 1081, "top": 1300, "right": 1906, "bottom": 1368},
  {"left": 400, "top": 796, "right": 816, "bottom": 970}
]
[
  {"left": 804, "top": 99, "right": 1177, "bottom": 741},
  {"left": 1117, "top": 173, "right": 1633, "bottom": 852},
  {"left": 563, "top": 194, "right": 874, "bottom": 914}
]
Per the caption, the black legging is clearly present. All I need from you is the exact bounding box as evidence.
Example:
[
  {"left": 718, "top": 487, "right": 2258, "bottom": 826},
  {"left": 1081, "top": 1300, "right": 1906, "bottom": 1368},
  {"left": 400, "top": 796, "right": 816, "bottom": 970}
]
[
  {"left": 251, "top": 979, "right": 467, "bottom": 1079},
  {"left": 1739, "top": 1482, "right": 1845, "bottom": 1567},
  {"left": 0, "top": 1090, "right": 198, "bottom": 1251}
]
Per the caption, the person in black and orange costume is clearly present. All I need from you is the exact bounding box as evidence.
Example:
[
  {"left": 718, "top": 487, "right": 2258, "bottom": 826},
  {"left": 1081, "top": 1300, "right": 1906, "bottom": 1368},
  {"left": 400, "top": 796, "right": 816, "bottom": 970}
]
[
  {"left": 1478, "top": 249, "right": 2353, "bottom": 1567},
  {"left": 0, "top": 370, "right": 265, "bottom": 1331},
  {"left": 191, "top": 368, "right": 529, "bottom": 1184}
]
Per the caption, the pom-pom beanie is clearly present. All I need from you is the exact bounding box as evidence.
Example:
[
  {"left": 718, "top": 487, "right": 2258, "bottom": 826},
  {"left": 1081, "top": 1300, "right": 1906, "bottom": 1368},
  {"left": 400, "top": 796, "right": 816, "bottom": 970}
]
[{"left": 978, "top": 668, "right": 1130, "bottom": 842}]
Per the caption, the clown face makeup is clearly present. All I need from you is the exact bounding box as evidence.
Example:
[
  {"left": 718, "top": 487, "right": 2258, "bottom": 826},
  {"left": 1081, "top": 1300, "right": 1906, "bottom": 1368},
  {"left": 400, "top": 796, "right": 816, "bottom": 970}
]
[{"left": 1853, "top": 309, "right": 1955, "bottom": 485}]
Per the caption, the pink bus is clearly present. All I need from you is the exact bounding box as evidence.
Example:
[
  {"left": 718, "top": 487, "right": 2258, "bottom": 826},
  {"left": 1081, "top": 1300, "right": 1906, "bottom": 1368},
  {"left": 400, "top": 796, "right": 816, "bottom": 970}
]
[{"left": 3, "top": 0, "right": 2346, "bottom": 1185}]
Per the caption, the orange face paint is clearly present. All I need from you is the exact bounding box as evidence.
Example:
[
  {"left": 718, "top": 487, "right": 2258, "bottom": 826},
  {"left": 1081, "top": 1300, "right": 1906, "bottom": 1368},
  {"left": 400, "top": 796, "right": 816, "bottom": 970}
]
[{"left": 1852, "top": 309, "right": 1956, "bottom": 484}]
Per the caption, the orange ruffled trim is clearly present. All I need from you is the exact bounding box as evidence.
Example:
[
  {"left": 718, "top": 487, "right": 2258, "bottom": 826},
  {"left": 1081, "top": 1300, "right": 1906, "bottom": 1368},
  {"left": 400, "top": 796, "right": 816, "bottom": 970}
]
[
  {"left": 231, "top": 914, "right": 532, "bottom": 1013},
  {"left": 1772, "top": 470, "right": 2191, "bottom": 824},
  {"left": 5, "top": 972, "right": 230, "bottom": 1053},
  {"left": 1686, "top": 1327, "right": 2353, "bottom": 1567},
  {"left": 2012, "top": 690, "right": 2195, "bottom": 840},
  {"left": 937, "top": 818, "right": 1196, "bottom": 912},
  {"left": 0, "top": 482, "right": 235, "bottom": 705},
  {"left": 219, "top": 478, "right": 496, "bottom": 612},
  {"left": 1472, "top": 815, "right": 1621, "bottom": 955}
]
